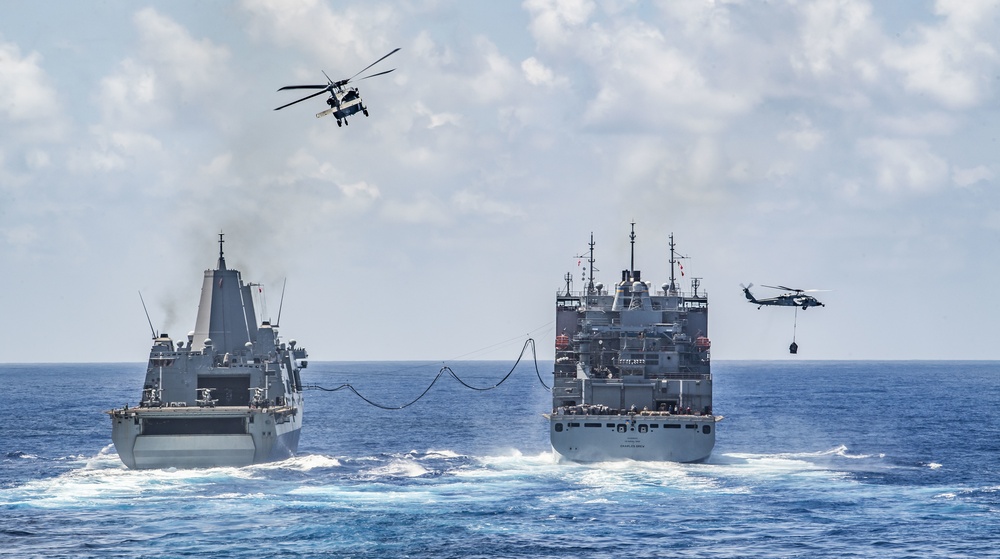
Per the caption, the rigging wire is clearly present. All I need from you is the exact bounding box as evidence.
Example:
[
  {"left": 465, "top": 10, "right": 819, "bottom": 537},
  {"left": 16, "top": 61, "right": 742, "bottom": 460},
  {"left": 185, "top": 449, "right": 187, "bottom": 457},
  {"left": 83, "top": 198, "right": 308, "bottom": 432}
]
[
  {"left": 303, "top": 338, "right": 550, "bottom": 410},
  {"left": 793, "top": 306, "right": 798, "bottom": 343},
  {"left": 439, "top": 321, "right": 553, "bottom": 362}
]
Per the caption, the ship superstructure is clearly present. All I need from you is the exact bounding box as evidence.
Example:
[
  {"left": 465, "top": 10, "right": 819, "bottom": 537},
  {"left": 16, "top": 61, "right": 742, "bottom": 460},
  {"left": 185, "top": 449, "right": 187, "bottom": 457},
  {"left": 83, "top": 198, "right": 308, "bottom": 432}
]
[
  {"left": 548, "top": 225, "right": 719, "bottom": 462},
  {"left": 108, "top": 235, "right": 308, "bottom": 469}
]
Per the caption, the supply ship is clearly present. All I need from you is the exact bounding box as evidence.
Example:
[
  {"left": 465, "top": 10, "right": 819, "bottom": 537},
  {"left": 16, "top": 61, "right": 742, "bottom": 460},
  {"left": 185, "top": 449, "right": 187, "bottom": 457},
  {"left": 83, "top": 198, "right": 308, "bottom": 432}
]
[
  {"left": 548, "top": 225, "right": 720, "bottom": 462},
  {"left": 108, "top": 235, "right": 308, "bottom": 469}
]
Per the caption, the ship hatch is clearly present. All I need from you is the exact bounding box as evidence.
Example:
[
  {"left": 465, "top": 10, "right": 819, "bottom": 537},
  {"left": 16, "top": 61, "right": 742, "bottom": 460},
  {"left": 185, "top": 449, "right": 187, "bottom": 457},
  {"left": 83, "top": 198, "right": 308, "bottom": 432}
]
[
  {"left": 198, "top": 375, "right": 251, "bottom": 406},
  {"left": 142, "top": 417, "right": 246, "bottom": 435}
]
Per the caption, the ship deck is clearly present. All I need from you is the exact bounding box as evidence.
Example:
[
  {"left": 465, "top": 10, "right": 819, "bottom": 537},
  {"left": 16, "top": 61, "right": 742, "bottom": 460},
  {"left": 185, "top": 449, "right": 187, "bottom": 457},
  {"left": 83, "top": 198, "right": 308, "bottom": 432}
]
[{"left": 108, "top": 404, "right": 298, "bottom": 418}]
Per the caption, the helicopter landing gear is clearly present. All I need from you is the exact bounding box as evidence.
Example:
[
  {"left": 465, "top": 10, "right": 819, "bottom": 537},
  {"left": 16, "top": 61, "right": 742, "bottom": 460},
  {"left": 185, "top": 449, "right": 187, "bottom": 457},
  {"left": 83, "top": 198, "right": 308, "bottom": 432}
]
[
  {"left": 363, "top": 108, "right": 369, "bottom": 117},
  {"left": 337, "top": 120, "right": 342, "bottom": 127}
]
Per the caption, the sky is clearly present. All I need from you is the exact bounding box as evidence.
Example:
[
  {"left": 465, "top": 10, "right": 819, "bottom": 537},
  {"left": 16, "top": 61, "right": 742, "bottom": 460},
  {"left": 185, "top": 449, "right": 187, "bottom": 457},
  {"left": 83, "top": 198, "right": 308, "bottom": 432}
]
[{"left": 2, "top": 0, "right": 1000, "bottom": 363}]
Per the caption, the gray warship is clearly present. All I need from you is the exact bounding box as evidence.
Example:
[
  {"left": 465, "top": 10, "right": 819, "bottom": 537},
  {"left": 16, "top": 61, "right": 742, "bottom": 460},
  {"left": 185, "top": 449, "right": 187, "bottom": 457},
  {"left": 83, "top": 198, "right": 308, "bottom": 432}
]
[
  {"left": 108, "top": 235, "right": 308, "bottom": 469},
  {"left": 548, "top": 225, "right": 720, "bottom": 462}
]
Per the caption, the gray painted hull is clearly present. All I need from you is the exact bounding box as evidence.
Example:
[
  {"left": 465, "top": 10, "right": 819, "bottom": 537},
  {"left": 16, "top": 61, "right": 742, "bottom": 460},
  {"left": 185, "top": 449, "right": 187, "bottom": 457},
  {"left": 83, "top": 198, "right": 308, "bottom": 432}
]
[
  {"left": 110, "top": 404, "right": 302, "bottom": 469},
  {"left": 550, "top": 230, "right": 716, "bottom": 464},
  {"left": 549, "top": 414, "right": 717, "bottom": 463},
  {"left": 109, "top": 237, "right": 309, "bottom": 470}
]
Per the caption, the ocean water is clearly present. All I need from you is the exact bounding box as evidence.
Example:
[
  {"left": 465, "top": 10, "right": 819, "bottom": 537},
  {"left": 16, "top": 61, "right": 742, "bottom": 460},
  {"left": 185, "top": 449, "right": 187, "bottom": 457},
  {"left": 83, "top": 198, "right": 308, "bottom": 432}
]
[{"left": 2, "top": 360, "right": 999, "bottom": 558}]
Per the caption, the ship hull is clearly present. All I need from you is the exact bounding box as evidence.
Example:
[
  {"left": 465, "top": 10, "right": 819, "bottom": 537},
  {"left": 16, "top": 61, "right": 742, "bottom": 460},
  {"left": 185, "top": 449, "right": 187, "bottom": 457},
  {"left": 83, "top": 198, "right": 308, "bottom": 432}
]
[
  {"left": 110, "top": 404, "right": 302, "bottom": 469},
  {"left": 548, "top": 414, "right": 717, "bottom": 463}
]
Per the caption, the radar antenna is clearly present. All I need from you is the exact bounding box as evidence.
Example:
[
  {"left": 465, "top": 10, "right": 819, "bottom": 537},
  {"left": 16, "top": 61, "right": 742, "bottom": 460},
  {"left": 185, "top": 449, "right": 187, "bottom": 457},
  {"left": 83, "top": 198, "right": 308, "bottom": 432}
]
[
  {"left": 138, "top": 291, "right": 157, "bottom": 339},
  {"left": 275, "top": 278, "right": 287, "bottom": 327}
]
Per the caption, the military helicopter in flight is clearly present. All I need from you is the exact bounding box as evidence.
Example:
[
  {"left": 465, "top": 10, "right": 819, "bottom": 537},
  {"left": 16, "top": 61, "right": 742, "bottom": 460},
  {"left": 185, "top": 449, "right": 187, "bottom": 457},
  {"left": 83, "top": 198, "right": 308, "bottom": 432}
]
[
  {"left": 741, "top": 283, "right": 826, "bottom": 310},
  {"left": 274, "top": 48, "right": 400, "bottom": 127},
  {"left": 742, "top": 283, "right": 826, "bottom": 354}
]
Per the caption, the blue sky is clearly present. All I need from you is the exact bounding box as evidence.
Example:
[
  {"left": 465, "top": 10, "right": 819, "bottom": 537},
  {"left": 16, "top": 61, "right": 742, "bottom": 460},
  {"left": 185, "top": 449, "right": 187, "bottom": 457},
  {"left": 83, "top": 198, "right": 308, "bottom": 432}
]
[{"left": 2, "top": 0, "right": 999, "bottom": 362}]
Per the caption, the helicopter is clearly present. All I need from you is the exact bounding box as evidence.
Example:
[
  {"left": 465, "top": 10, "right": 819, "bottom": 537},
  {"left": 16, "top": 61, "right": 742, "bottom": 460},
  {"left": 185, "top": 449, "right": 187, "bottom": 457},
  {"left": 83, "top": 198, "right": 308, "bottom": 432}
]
[
  {"left": 274, "top": 48, "right": 400, "bottom": 127},
  {"left": 741, "top": 283, "right": 826, "bottom": 310}
]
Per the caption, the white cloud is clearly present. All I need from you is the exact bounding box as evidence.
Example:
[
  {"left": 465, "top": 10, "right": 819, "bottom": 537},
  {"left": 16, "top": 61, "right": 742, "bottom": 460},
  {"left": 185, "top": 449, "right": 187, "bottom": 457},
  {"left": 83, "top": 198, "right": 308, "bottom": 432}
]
[
  {"left": 468, "top": 37, "right": 520, "bottom": 104},
  {"left": 876, "top": 112, "right": 957, "bottom": 136},
  {"left": 522, "top": 56, "right": 565, "bottom": 87},
  {"left": 95, "top": 59, "right": 161, "bottom": 125},
  {"left": 452, "top": 190, "right": 526, "bottom": 221},
  {"left": 340, "top": 180, "right": 381, "bottom": 200},
  {"left": 241, "top": 0, "right": 397, "bottom": 65},
  {"left": 525, "top": 0, "right": 596, "bottom": 49},
  {"left": 953, "top": 165, "right": 994, "bottom": 187},
  {"left": 67, "top": 125, "right": 164, "bottom": 174},
  {"left": 858, "top": 137, "right": 949, "bottom": 193},
  {"left": 792, "top": 0, "right": 879, "bottom": 81},
  {"left": 778, "top": 114, "right": 824, "bottom": 151},
  {"left": 134, "top": 7, "right": 231, "bottom": 99},
  {"left": 199, "top": 152, "right": 234, "bottom": 179},
  {"left": 882, "top": 0, "right": 1000, "bottom": 108},
  {"left": 1, "top": 224, "right": 38, "bottom": 248},
  {"left": 25, "top": 149, "right": 51, "bottom": 170},
  {"left": 381, "top": 196, "right": 449, "bottom": 225},
  {"left": 0, "top": 40, "right": 66, "bottom": 140},
  {"left": 584, "top": 22, "right": 752, "bottom": 132},
  {"left": 413, "top": 102, "right": 461, "bottom": 129}
]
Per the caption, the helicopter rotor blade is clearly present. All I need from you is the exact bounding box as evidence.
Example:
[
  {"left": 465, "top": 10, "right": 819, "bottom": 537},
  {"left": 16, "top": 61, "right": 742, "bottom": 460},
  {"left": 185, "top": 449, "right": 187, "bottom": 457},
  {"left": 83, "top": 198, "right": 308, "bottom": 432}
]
[
  {"left": 763, "top": 284, "right": 800, "bottom": 292},
  {"left": 347, "top": 48, "right": 401, "bottom": 82},
  {"left": 277, "top": 84, "right": 329, "bottom": 91},
  {"left": 355, "top": 68, "right": 396, "bottom": 81},
  {"left": 274, "top": 88, "right": 329, "bottom": 111}
]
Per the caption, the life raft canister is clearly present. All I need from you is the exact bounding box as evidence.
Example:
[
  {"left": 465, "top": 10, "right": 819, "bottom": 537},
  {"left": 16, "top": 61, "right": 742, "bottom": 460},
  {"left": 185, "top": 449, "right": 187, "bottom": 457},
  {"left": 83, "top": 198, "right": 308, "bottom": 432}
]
[
  {"left": 555, "top": 334, "right": 570, "bottom": 350},
  {"left": 695, "top": 336, "right": 711, "bottom": 350}
]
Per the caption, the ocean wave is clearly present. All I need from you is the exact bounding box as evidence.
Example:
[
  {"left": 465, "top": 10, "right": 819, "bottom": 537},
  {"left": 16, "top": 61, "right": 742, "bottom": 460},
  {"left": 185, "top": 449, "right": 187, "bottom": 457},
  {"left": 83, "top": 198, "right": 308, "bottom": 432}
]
[
  {"left": 724, "top": 444, "right": 878, "bottom": 461},
  {"left": 4, "top": 451, "right": 37, "bottom": 460},
  {"left": 414, "top": 449, "right": 464, "bottom": 460},
  {"left": 250, "top": 454, "right": 342, "bottom": 472},
  {"left": 362, "top": 458, "right": 432, "bottom": 479}
]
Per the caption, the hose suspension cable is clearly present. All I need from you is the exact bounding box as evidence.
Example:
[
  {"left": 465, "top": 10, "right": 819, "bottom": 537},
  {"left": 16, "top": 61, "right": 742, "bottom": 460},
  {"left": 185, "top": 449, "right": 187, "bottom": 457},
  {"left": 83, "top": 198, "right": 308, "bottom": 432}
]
[{"left": 303, "top": 338, "right": 550, "bottom": 410}]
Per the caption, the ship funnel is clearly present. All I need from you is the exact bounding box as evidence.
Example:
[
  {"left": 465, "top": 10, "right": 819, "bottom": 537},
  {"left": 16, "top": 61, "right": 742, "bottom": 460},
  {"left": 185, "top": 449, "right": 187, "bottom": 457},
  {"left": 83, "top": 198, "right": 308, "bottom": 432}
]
[{"left": 190, "top": 237, "right": 258, "bottom": 354}]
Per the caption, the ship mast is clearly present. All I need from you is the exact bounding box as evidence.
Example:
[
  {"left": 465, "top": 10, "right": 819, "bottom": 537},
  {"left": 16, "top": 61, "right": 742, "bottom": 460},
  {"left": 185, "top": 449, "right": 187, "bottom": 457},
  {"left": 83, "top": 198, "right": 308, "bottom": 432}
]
[
  {"left": 668, "top": 233, "right": 688, "bottom": 294},
  {"left": 668, "top": 233, "right": 676, "bottom": 293},
  {"left": 587, "top": 232, "right": 596, "bottom": 293},
  {"left": 217, "top": 232, "right": 227, "bottom": 270},
  {"left": 629, "top": 221, "right": 636, "bottom": 280}
]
